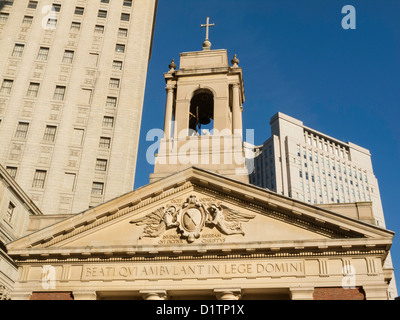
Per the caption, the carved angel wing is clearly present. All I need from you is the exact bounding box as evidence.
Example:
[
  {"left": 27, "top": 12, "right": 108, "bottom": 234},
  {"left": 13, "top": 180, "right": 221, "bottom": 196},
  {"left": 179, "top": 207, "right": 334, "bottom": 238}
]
[
  {"left": 130, "top": 207, "right": 167, "bottom": 239},
  {"left": 218, "top": 204, "right": 256, "bottom": 222}
]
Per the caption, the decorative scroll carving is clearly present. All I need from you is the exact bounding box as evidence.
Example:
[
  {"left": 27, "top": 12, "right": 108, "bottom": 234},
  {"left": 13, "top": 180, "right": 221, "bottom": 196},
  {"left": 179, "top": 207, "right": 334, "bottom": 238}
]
[{"left": 130, "top": 195, "right": 255, "bottom": 243}]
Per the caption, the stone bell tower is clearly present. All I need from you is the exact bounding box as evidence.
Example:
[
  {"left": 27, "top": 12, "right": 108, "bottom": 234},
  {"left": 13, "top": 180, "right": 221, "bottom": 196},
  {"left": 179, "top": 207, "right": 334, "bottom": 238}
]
[{"left": 150, "top": 18, "right": 249, "bottom": 184}]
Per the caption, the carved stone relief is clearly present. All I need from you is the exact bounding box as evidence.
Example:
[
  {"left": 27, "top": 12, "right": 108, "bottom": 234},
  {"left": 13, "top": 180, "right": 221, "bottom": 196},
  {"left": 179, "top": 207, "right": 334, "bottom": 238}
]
[{"left": 130, "top": 195, "right": 255, "bottom": 243}]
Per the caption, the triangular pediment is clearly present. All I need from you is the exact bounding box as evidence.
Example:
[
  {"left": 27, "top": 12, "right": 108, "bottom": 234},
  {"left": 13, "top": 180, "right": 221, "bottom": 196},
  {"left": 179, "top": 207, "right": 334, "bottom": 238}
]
[{"left": 7, "top": 167, "right": 393, "bottom": 260}]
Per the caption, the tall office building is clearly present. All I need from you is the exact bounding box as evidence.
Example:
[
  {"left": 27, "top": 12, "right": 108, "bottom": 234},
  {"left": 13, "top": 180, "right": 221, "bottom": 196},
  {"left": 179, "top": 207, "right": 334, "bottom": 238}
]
[
  {"left": 249, "top": 112, "right": 397, "bottom": 298},
  {"left": 0, "top": 0, "right": 158, "bottom": 214}
]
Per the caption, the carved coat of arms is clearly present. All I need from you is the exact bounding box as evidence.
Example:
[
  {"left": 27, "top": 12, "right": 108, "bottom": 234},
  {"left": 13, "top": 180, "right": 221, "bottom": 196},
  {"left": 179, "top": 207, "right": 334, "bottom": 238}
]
[{"left": 130, "top": 195, "right": 255, "bottom": 243}]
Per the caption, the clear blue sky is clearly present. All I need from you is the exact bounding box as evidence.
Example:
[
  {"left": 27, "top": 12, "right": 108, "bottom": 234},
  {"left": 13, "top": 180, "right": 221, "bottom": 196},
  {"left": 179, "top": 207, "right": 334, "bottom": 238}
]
[{"left": 135, "top": 0, "right": 400, "bottom": 292}]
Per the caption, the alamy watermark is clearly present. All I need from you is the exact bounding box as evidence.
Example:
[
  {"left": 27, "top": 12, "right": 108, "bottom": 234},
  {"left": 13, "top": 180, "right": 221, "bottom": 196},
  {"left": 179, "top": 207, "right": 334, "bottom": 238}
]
[
  {"left": 342, "top": 5, "right": 356, "bottom": 30},
  {"left": 145, "top": 127, "right": 256, "bottom": 175}
]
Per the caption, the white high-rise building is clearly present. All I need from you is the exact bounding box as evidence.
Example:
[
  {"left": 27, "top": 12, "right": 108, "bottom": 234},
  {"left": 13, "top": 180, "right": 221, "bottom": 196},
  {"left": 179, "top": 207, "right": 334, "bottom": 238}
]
[
  {"left": 0, "top": 0, "right": 158, "bottom": 214},
  {"left": 249, "top": 112, "right": 397, "bottom": 298}
]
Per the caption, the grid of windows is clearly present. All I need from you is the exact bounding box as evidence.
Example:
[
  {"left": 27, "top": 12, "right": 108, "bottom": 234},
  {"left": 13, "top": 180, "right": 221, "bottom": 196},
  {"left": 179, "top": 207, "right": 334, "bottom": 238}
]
[
  {"left": 32, "top": 170, "right": 47, "bottom": 189},
  {"left": 296, "top": 144, "right": 371, "bottom": 205},
  {"left": 15, "top": 122, "right": 29, "bottom": 139}
]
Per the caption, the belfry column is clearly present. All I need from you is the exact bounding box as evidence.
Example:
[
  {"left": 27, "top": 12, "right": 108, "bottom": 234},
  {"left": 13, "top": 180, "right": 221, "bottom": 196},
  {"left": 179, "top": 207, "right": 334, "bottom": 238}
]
[
  {"left": 163, "top": 59, "right": 176, "bottom": 139},
  {"left": 163, "top": 85, "right": 174, "bottom": 139},
  {"left": 232, "top": 83, "right": 242, "bottom": 136}
]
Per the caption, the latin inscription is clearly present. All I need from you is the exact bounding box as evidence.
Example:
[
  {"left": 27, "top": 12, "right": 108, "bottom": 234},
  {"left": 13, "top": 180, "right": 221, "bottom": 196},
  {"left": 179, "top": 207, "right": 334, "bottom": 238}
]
[
  {"left": 157, "top": 233, "right": 225, "bottom": 245},
  {"left": 81, "top": 260, "right": 305, "bottom": 281}
]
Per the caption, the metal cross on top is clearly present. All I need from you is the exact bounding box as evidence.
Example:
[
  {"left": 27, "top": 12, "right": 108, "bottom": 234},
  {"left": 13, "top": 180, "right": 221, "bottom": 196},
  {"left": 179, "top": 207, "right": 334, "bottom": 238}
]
[{"left": 201, "top": 17, "right": 215, "bottom": 41}]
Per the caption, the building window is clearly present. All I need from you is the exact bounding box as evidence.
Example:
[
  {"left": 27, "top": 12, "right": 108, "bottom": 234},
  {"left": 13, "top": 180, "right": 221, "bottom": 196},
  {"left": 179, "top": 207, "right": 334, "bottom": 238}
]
[
  {"left": 43, "top": 125, "right": 57, "bottom": 142},
  {"left": 12, "top": 44, "right": 25, "bottom": 58},
  {"left": 52, "top": 3, "right": 61, "bottom": 12},
  {"left": 0, "top": 13, "right": 10, "bottom": 22},
  {"left": 6, "top": 202, "right": 15, "bottom": 223},
  {"left": 22, "top": 15, "right": 33, "bottom": 25},
  {"left": 101, "top": 0, "right": 110, "bottom": 3},
  {"left": 99, "top": 137, "right": 111, "bottom": 149},
  {"left": 102, "top": 116, "right": 114, "bottom": 128},
  {"left": 46, "top": 18, "right": 57, "bottom": 28},
  {"left": 27, "top": 1, "right": 38, "bottom": 9},
  {"left": 74, "top": 7, "right": 84, "bottom": 15},
  {"left": 94, "top": 25, "right": 104, "bottom": 34},
  {"left": 2, "top": 0, "right": 14, "bottom": 7},
  {"left": 62, "top": 50, "right": 74, "bottom": 64},
  {"left": 98, "top": 10, "right": 107, "bottom": 18},
  {"left": 91, "top": 182, "right": 104, "bottom": 195},
  {"left": 32, "top": 170, "right": 47, "bottom": 189},
  {"left": 37, "top": 47, "right": 50, "bottom": 61},
  {"left": 70, "top": 21, "right": 81, "bottom": 31},
  {"left": 121, "top": 13, "right": 130, "bottom": 22},
  {"left": 0, "top": 79, "right": 13, "bottom": 95},
  {"left": 26, "top": 82, "right": 40, "bottom": 98},
  {"left": 109, "top": 78, "right": 120, "bottom": 89},
  {"left": 115, "top": 44, "right": 125, "bottom": 53},
  {"left": 106, "top": 96, "right": 117, "bottom": 107},
  {"left": 123, "top": 0, "right": 132, "bottom": 6},
  {"left": 6, "top": 167, "right": 17, "bottom": 179},
  {"left": 96, "top": 159, "right": 108, "bottom": 171},
  {"left": 53, "top": 86, "right": 66, "bottom": 101},
  {"left": 118, "top": 28, "right": 128, "bottom": 37},
  {"left": 15, "top": 122, "right": 29, "bottom": 139},
  {"left": 112, "top": 60, "right": 123, "bottom": 70}
]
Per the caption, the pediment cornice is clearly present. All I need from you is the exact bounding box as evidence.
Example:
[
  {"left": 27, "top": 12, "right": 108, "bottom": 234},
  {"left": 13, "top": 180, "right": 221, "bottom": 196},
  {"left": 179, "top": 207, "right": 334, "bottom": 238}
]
[{"left": 7, "top": 168, "right": 394, "bottom": 258}]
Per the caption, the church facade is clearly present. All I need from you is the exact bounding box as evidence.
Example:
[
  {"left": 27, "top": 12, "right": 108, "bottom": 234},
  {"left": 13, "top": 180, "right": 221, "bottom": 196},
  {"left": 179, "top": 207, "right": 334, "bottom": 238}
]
[{"left": 6, "top": 43, "right": 395, "bottom": 300}]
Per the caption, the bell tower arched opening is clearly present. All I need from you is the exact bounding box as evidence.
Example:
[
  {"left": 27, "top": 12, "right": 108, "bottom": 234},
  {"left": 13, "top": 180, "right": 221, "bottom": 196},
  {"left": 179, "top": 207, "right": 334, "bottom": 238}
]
[{"left": 189, "top": 90, "right": 214, "bottom": 136}]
